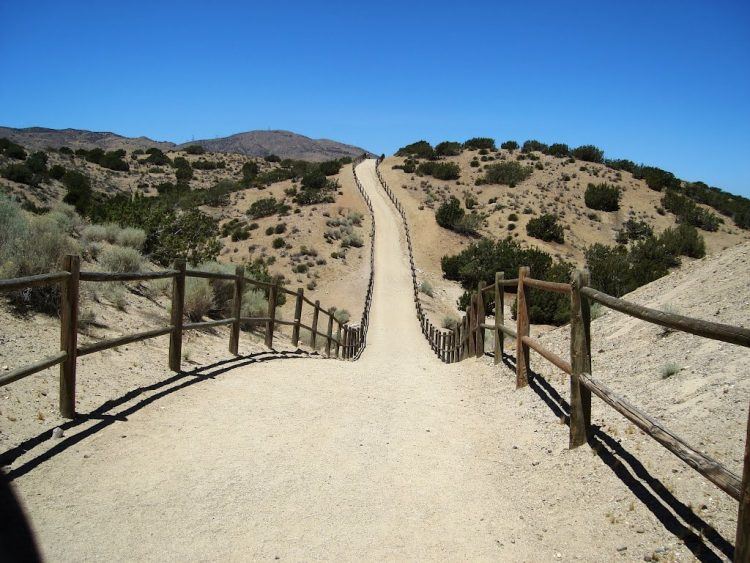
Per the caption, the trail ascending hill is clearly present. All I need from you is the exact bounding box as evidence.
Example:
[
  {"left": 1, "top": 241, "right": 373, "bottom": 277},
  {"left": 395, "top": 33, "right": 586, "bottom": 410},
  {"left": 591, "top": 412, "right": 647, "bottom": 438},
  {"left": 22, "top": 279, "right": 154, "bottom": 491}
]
[{"left": 10, "top": 160, "right": 740, "bottom": 561}]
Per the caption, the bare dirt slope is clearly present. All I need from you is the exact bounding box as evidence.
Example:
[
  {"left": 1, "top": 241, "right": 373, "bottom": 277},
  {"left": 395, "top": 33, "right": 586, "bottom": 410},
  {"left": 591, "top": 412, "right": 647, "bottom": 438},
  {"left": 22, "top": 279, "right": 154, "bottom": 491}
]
[{"left": 5, "top": 160, "right": 742, "bottom": 561}]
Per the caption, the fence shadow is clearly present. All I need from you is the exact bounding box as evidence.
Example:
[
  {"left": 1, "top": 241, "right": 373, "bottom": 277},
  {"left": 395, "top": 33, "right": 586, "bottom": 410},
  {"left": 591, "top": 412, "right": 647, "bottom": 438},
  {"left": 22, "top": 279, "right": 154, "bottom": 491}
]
[
  {"left": 1, "top": 350, "right": 313, "bottom": 481},
  {"left": 497, "top": 352, "right": 734, "bottom": 562}
]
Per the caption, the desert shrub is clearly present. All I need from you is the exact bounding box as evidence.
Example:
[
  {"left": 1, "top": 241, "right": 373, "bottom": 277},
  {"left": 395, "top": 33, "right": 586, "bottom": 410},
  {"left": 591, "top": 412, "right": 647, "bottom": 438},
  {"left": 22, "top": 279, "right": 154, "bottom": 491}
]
[
  {"left": 184, "top": 145, "right": 205, "bottom": 155},
  {"left": 508, "top": 213, "right": 519, "bottom": 221},
  {"left": 436, "top": 196, "right": 464, "bottom": 229},
  {"left": 482, "top": 161, "right": 533, "bottom": 186},
  {"left": 659, "top": 224, "right": 705, "bottom": 258},
  {"left": 585, "top": 243, "right": 632, "bottom": 297},
  {"left": 682, "top": 181, "right": 750, "bottom": 230},
  {"left": 417, "top": 161, "right": 460, "bottom": 180},
  {"left": 571, "top": 145, "right": 604, "bottom": 163},
  {"left": 49, "top": 164, "right": 66, "bottom": 180},
  {"left": 0, "top": 196, "right": 31, "bottom": 278},
  {"left": 435, "top": 141, "right": 462, "bottom": 156},
  {"left": 547, "top": 143, "right": 570, "bottom": 157},
  {"left": 26, "top": 151, "right": 48, "bottom": 174},
  {"left": 317, "top": 160, "right": 343, "bottom": 176},
  {"left": 341, "top": 233, "right": 363, "bottom": 248},
  {"left": 441, "top": 237, "right": 572, "bottom": 324},
  {"left": 264, "top": 154, "right": 281, "bottom": 163},
  {"left": 247, "top": 197, "right": 288, "bottom": 219},
  {"left": 334, "top": 309, "right": 350, "bottom": 323},
  {"left": 395, "top": 140, "right": 434, "bottom": 159},
  {"left": 100, "top": 150, "right": 130, "bottom": 171},
  {"left": 660, "top": 362, "right": 681, "bottom": 379},
  {"left": 584, "top": 182, "right": 621, "bottom": 211},
  {"left": 272, "top": 237, "right": 285, "bottom": 249},
  {"left": 61, "top": 170, "right": 92, "bottom": 213},
  {"left": 661, "top": 190, "right": 719, "bottom": 231},
  {"left": 82, "top": 224, "right": 109, "bottom": 242},
  {"left": 184, "top": 278, "right": 214, "bottom": 321},
  {"left": 636, "top": 166, "right": 678, "bottom": 192},
  {"left": 615, "top": 219, "right": 653, "bottom": 243},
  {"left": 463, "top": 137, "right": 496, "bottom": 151},
  {"left": 500, "top": 140, "right": 519, "bottom": 151},
  {"left": 241, "top": 288, "right": 267, "bottom": 321},
  {"left": 116, "top": 227, "right": 147, "bottom": 250},
  {"left": 143, "top": 148, "right": 170, "bottom": 166},
  {"left": 419, "top": 280, "right": 434, "bottom": 297},
  {"left": 99, "top": 245, "right": 143, "bottom": 272},
  {"left": 2, "top": 163, "right": 34, "bottom": 185},
  {"left": 526, "top": 214, "right": 564, "bottom": 243},
  {"left": 194, "top": 261, "right": 235, "bottom": 311},
  {"left": 192, "top": 159, "right": 226, "bottom": 170},
  {"left": 521, "top": 140, "right": 548, "bottom": 153},
  {"left": 241, "top": 161, "right": 259, "bottom": 182},
  {"left": 0, "top": 139, "right": 27, "bottom": 160}
]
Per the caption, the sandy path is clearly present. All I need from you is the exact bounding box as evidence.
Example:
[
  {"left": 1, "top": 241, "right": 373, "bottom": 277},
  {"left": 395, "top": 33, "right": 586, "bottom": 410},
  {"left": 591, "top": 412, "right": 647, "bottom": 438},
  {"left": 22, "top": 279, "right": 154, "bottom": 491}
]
[{"left": 10, "top": 160, "right": 733, "bottom": 562}]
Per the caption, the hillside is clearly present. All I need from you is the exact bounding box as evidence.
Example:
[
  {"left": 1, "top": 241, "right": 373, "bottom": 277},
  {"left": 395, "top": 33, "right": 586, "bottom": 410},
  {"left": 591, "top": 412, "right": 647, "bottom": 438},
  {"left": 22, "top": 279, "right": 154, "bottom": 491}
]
[
  {"left": 378, "top": 142, "right": 750, "bottom": 324},
  {"left": 0, "top": 141, "right": 372, "bottom": 324},
  {"left": 0, "top": 126, "right": 372, "bottom": 161},
  {"left": 0, "top": 126, "right": 174, "bottom": 152},
  {"left": 177, "top": 130, "right": 373, "bottom": 161}
]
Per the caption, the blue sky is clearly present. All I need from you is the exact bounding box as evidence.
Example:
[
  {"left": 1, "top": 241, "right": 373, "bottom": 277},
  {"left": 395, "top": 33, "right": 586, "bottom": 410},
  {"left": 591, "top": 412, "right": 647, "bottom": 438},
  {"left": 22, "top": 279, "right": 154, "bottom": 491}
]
[{"left": 1, "top": 0, "right": 748, "bottom": 196}]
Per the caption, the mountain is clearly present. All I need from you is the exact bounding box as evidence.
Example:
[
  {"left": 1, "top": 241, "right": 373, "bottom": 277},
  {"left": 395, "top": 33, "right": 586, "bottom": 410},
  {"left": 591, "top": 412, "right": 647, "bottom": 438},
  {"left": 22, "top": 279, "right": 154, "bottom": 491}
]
[
  {"left": 0, "top": 126, "right": 373, "bottom": 162},
  {"left": 0, "top": 126, "right": 174, "bottom": 152},
  {"left": 176, "top": 130, "right": 373, "bottom": 161}
]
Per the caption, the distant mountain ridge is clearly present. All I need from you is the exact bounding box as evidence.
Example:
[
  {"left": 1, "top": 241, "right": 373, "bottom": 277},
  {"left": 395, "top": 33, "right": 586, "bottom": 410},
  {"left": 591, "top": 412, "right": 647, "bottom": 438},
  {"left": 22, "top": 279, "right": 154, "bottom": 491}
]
[{"left": 0, "top": 126, "right": 373, "bottom": 162}]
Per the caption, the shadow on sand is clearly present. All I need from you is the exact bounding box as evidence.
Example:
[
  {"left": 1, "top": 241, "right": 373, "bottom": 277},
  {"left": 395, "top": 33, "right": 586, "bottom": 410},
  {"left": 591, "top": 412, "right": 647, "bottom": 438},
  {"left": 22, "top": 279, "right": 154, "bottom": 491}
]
[
  {"left": 1, "top": 350, "right": 312, "bottom": 482},
  {"left": 488, "top": 350, "right": 734, "bottom": 562}
]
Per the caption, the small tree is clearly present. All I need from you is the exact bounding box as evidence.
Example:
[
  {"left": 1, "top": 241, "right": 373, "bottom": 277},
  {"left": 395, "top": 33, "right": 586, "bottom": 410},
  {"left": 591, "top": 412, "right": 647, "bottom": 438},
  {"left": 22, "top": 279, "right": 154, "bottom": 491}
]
[
  {"left": 184, "top": 144, "right": 206, "bottom": 155},
  {"left": 463, "top": 137, "right": 496, "bottom": 151},
  {"left": 435, "top": 141, "right": 462, "bottom": 156},
  {"left": 584, "top": 182, "right": 621, "bottom": 211},
  {"left": 547, "top": 143, "right": 570, "bottom": 157},
  {"left": 395, "top": 140, "right": 434, "bottom": 159},
  {"left": 571, "top": 145, "right": 604, "bottom": 163},
  {"left": 522, "top": 140, "right": 548, "bottom": 153},
  {"left": 435, "top": 196, "right": 464, "bottom": 229},
  {"left": 500, "top": 140, "right": 519, "bottom": 151},
  {"left": 482, "top": 161, "right": 533, "bottom": 186},
  {"left": 526, "top": 214, "right": 564, "bottom": 243}
]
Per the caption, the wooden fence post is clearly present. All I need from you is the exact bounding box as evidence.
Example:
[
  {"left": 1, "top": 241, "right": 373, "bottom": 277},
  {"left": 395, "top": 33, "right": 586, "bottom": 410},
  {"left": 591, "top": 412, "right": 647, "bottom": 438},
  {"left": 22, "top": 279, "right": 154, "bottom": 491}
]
[
  {"left": 335, "top": 322, "right": 342, "bottom": 358},
  {"left": 59, "top": 254, "right": 80, "bottom": 418},
  {"left": 343, "top": 326, "right": 349, "bottom": 359},
  {"left": 467, "top": 294, "right": 476, "bottom": 357},
  {"left": 265, "top": 283, "right": 277, "bottom": 349},
  {"left": 494, "top": 271, "right": 504, "bottom": 364},
  {"left": 476, "top": 281, "right": 485, "bottom": 358},
  {"left": 311, "top": 300, "right": 320, "bottom": 350},
  {"left": 325, "top": 308, "right": 335, "bottom": 357},
  {"left": 292, "top": 287, "right": 304, "bottom": 347},
  {"left": 169, "top": 259, "right": 186, "bottom": 373},
  {"left": 735, "top": 403, "right": 750, "bottom": 563},
  {"left": 516, "top": 266, "right": 530, "bottom": 388},
  {"left": 569, "top": 269, "right": 593, "bottom": 448},
  {"left": 229, "top": 265, "right": 244, "bottom": 355}
]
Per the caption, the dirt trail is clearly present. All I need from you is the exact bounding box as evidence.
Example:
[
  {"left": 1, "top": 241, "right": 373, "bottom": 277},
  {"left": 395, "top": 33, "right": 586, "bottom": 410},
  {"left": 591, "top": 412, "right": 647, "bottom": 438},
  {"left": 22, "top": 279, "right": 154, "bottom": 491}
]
[{"left": 10, "top": 160, "right": 737, "bottom": 561}]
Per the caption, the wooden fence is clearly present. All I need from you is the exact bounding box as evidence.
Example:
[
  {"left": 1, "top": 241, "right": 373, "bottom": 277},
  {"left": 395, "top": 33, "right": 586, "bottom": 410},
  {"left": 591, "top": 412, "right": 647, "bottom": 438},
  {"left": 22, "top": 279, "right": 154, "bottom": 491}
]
[
  {"left": 0, "top": 258, "right": 366, "bottom": 418},
  {"left": 373, "top": 158, "right": 750, "bottom": 561}
]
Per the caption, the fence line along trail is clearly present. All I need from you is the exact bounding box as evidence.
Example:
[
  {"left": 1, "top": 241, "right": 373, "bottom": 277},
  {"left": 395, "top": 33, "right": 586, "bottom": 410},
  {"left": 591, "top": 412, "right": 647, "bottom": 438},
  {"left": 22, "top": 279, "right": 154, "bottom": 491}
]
[{"left": 8, "top": 160, "right": 743, "bottom": 561}]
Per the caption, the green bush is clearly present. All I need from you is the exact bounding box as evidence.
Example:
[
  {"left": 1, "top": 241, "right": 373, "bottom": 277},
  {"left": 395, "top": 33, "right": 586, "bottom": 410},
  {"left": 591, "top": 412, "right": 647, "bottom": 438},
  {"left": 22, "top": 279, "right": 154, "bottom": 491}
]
[
  {"left": 100, "top": 150, "right": 130, "bottom": 171},
  {"left": 2, "top": 163, "right": 34, "bottom": 185},
  {"left": 184, "top": 277, "right": 214, "bottom": 321},
  {"left": 616, "top": 219, "right": 653, "bottom": 243},
  {"left": 0, "top": 139, "right": 27, "bottom": 160},
  {"left": 435, "top": 196, "right": 464, "bottom": 229},
  {"left": 584, "top": 182, "right": 621, "bottom": 211},
  {"left": 26, "top": 151, "right": 48, "bottom": 174},
  {"left": 417, "top": 161, "right": 460, "bottom": 180},
  {"left": 526, "top": 214, "right": 564, "bottom": 243},
  {"left": 521, "top": 140, "right": 548, "bottom": 153},
  {"left": 571, "top": 145, "right": 604, "bottom": 163},
  {"left": 272, "top": 237, "right": 285, "bottom": 249},
  {"left": 61, "top": 170, "right": 92, "bottom": 213},
  {"left": 241, "top": 161, "right": 259, "bottom": 182},
  {"left": 482, "top": 161, "right": 533, "bottom": 186},
  {"left": 116, "top": 227, "right": 147, "bottom": 250},
  {"left": 192, "top": 159, "right": 226, "bottom": 170},
  {"left": 636, "top": 166, "right": 678, "bottom": 191},
  {"left": 500, "top": 140, "right": 519, "bottom": 151},
  {"left": 661, "top": 190, "right": 719, "bottom": 231},
  {"left": 142, "top": 148, "right": 170, "bottom": 166},
  {"left": 441, "top": 237, "right": 572, "bottom": 324},
  {"left": 184, "top": 145, "right": 205, "bottom": 155},
  {"left": 264, "top": 154, "right": 281, "bottom": 163},
  {"left": 247, "top": 197, "right": 288, "bottom": 219},
  {"left": 99, "top": 245, "right": 143, "bottom": 272},
  {"left": 435, "top": 141, "right": 462, "bottom": 156},
  {"left": 659, "top": 224, "right": 706, "bottom": 258},
  {"left": 395, "top": 140, "right": 434, "bottom": 159},
  {"left": 463, "top": 138, "right": 496, "bottom": 151},
  {"left": 317, "top": 160, "right": 343, "bottom": 176},
  {"left": 49, "top": 164, "right": 66, "bottom": 180},
  {"left": 547, "top": 143, "right": 570, "bottom": 157}
]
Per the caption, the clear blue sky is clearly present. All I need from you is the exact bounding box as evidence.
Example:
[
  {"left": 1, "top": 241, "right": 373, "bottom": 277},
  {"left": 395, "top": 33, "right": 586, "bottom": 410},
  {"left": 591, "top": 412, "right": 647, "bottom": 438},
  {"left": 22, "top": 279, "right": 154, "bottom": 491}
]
[{"left": 1, "top": 0, "right": 748, "bottom": 196}]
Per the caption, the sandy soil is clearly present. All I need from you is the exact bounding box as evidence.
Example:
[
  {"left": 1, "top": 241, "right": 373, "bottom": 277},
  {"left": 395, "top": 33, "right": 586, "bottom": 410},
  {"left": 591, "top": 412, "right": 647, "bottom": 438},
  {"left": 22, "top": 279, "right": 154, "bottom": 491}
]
[{"left": 2, "top": 160, "right": 743, "bottom": 561}]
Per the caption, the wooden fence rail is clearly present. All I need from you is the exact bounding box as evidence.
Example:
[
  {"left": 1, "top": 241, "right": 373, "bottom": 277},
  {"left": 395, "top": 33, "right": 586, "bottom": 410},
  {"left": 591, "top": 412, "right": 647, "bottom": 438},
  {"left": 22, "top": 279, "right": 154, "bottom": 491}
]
[
  {"left": 432, "top": 262, "right": 749, "bottom": 561},
  {"left": 0, "top": 255, "right": 365, "bottom": 418}
]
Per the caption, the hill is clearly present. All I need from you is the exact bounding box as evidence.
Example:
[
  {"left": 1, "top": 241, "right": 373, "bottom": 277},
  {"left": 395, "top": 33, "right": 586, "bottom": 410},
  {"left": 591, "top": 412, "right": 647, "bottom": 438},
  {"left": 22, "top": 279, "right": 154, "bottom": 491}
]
[
  {"left": 0, "top": 126, "right": 372, "bottom": 162},
  {"left": 0, "top": 126, "right": 174, "bottom": 152},
  {"left": 176, "top": 130, "right": 372, "bottom": 161}
]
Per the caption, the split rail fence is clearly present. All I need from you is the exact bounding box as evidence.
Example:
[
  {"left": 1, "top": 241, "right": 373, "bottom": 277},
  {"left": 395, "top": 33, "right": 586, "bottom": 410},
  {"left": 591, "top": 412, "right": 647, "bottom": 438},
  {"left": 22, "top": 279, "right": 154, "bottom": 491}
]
[{"left": 374, "top": 158, "right": 750, "bottom": 561}]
